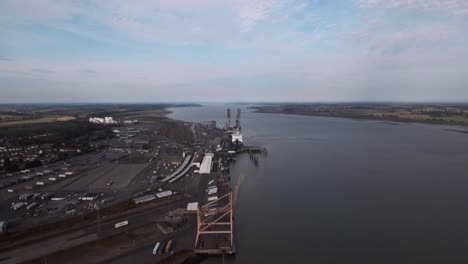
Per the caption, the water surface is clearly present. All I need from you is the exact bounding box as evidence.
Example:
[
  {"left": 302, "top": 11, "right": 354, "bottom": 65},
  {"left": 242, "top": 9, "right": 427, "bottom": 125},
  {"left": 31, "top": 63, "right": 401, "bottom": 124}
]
[{"left": 169, "top": 104, "right": 468, "bottom": 264}]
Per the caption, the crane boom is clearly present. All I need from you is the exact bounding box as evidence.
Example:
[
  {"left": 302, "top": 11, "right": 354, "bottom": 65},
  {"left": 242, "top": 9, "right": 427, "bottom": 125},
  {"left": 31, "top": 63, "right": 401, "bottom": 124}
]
[{"left": 233, "top": 172, "right": 245, "bottom": 206}]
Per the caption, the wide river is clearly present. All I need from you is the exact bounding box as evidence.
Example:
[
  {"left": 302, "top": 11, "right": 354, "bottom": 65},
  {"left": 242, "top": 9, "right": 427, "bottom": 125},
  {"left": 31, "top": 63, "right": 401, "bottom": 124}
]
[{"left": 169, "top": 104, "right": 468, "bottom": 264}]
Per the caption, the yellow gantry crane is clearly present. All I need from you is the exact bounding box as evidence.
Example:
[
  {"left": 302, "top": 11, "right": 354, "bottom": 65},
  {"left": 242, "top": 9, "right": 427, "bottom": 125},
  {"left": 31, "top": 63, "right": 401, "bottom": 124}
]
[{"left": 194, "top": 172, "right": 245, "bottom": 254}]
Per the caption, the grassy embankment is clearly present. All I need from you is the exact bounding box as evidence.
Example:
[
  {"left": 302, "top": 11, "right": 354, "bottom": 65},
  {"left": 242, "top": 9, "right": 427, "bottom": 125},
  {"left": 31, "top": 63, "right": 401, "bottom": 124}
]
[{"left": 0, "top": 116, "right": 76, "bottom": 127}]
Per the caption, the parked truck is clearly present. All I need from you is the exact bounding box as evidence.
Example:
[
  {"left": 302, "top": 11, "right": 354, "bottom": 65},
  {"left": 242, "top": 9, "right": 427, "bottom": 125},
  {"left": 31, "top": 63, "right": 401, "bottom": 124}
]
[
  {"left": 165, "top": 240, "right": 173, "bottom": 253},
  {"left": 26, "top": 202, "right": 39, "bottom": 210},
  {"left": 0, "top": 221, "right": 8, "bottom": 234},
  {"left": 152, "top": 242, "right": 161, "bottom": 255},
  {"left": 11, "top": 202, "right": 26, "bottom": 211}
]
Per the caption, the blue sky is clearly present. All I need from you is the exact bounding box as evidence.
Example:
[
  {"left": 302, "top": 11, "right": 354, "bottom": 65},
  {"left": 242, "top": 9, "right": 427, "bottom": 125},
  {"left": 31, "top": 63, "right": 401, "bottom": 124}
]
[{"left": 1, "top": 0, "right": 468, "bottom": 103}]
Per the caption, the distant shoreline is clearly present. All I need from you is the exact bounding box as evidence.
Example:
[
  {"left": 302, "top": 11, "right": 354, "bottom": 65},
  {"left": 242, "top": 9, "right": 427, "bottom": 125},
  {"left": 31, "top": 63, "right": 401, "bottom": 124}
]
[{"left": 251, "top": 106, "right": 468, "bottom": 128}]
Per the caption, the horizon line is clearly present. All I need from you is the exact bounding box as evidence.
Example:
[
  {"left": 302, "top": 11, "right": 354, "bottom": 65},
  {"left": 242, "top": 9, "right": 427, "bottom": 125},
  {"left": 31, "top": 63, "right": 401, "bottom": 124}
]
[{"left": 1, "top": 101, "right": 468, "bottom": 105}]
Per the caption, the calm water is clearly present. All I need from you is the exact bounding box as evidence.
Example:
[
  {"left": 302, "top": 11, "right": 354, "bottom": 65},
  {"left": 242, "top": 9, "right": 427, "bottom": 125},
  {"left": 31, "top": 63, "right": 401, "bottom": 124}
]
[{"left": 169, "top": 104, "right": 468, "bottom": 264}]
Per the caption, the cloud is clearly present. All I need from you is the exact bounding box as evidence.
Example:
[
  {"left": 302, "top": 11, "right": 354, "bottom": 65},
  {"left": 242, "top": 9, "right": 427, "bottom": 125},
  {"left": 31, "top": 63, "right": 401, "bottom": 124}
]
[
  {"left": 2, "top": 44, "right": 468, "bottom": 102},
  {"left": 30, "top": 68, "right": 56, "bottom": 74},
  {"left": 5, "top": 0, "right": 75, "bottom": 19},
  {"left": 191, "top": 26, "right": 202, "bottom": 33},
  {"left": 359, "top": 0, "right": 468, "bottom": 17},
  {"left": 2, "top": 0, "right": 304, "bottom": 38},
  {"left": 353, "top": 0, "right": 468, "bottom": 56},
  {"left": 1, "top": 0, "right": 467, "bottom": 102},
  {"left": 233, "top": 0, "right": 283, "bottom": 32},
  {"left": 355, "top": 22, "right": 463, "bottom": 55}
]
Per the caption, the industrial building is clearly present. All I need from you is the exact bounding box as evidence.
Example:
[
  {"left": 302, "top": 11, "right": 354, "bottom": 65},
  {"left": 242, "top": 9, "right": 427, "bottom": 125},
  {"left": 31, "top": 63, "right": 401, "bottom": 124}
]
[
  {"left": 88, "top": 117, "right": 118, "bottom": 124},
  {"left": 199, "top": 153, "right": 214, "bottom": 174}
]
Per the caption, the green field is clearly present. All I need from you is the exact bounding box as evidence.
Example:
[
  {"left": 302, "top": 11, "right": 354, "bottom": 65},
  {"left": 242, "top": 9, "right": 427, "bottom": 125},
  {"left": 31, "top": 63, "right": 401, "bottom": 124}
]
[
  {"left": 0, "top": 116, "right": 75, "bottom": 127},
  {"left": 436, "top": 116, "right": 468, "bottom": 124}
]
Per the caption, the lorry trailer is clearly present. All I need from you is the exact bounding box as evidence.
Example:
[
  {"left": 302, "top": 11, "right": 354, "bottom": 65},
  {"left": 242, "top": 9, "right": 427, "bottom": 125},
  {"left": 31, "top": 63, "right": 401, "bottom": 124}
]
[
  {"left": 165, "top": 240, "right": 173, "bottom": 253},
  {"left": 152, "top": 242, "right": 161, "bottom": 255}
]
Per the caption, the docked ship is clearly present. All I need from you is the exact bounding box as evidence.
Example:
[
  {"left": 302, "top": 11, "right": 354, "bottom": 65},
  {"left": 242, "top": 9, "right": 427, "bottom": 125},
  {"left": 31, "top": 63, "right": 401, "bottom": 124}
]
[
  {"left": 231, "top": 129, "right": 243, "bottom": 144},
  {"left": 226, "top": 108, "right": 243, "bottom": 146}
]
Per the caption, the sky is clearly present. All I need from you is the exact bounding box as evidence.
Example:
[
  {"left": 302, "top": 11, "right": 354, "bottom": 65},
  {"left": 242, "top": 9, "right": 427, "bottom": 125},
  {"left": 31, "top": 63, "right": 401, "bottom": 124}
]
[{"left": 0, "top": 0, "right": 468, "bottom": 103}]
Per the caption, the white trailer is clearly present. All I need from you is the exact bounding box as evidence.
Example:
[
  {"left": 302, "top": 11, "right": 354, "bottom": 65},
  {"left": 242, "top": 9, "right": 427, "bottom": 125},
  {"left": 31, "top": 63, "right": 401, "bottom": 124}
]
[
  {"left": 114, "top": 220, "right": 129, "bottom": 229},
  {"left": 152, "top": 242, "right": 161, "bottom": 255},
  {"left": 11, "top": 202, "right": 25, "bottom": 211},
  {"left": 208, "top": 187, "right": 218, "bottom": 195},
  {"left": 27, "top": 202, "right": 38, "bottom": 210},
  {"left": 156, "top": 190, "right": 173, "bottom": 198},
  {"left": 208, "top": 196, "right": 218, "bottom": 202}
]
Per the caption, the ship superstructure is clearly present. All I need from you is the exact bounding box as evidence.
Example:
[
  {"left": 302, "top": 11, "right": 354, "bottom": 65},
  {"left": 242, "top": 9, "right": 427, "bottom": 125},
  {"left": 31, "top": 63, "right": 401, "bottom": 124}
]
[{"left": 225, "top": 108, "right": 243, "bottom": 145}]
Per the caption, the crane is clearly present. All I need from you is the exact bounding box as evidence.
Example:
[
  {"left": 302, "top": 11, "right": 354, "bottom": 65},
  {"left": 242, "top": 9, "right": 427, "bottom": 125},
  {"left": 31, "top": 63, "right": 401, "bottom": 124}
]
[{"left": 194, "top": 172, "right": 245, "bottom": 254}]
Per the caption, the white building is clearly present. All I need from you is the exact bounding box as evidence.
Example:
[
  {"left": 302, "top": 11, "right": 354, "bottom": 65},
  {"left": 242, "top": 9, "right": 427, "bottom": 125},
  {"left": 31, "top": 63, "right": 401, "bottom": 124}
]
[
  {"left": 89, "top": 117, "right": 118, "bottom": 124},
  {"left": 199, "top": 153, "right": 214, "bottom": 174}
]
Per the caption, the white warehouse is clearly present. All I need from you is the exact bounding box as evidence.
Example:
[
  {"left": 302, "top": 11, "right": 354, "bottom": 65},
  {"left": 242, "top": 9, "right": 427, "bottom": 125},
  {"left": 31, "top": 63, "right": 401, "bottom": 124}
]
[
  {"left": 199, "top": 153, "right": 214, "bottom": 174},
  {"left": 89, "top": 117, "right": 117, "bottom": 124}
]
